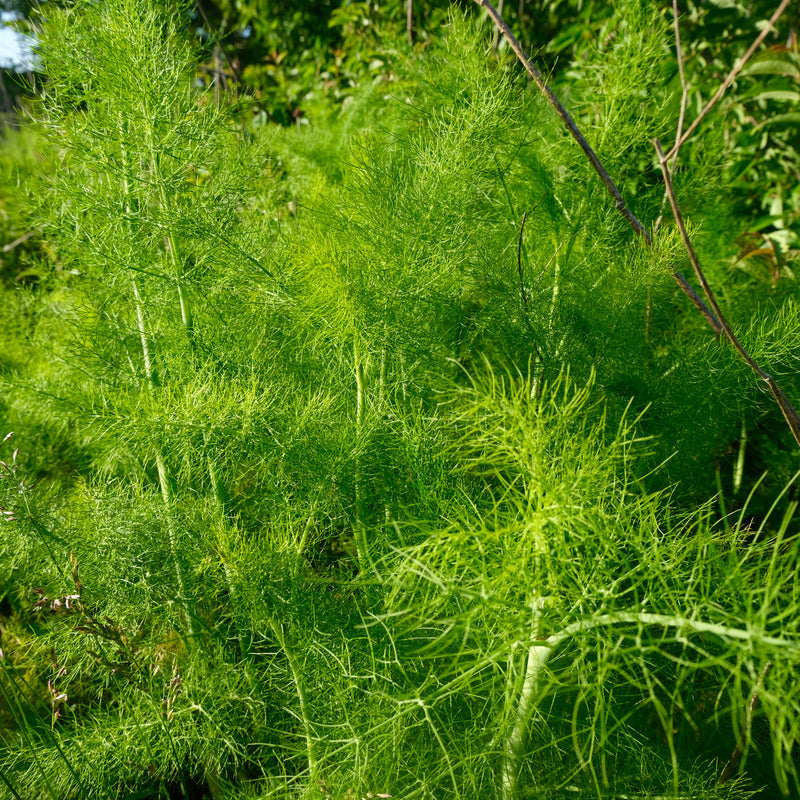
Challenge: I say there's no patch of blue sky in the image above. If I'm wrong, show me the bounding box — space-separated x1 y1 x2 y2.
1 12 34 70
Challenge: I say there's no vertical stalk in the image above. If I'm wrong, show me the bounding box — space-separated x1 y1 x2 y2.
206 441 248 655
548 260 561 358
119 116 193 637
733 417 747 496
146 122 195 351
154 419 192 638
131 279 155 385
269 619 318 781
499 595 551 800
353 335 370 572
165 232 195 344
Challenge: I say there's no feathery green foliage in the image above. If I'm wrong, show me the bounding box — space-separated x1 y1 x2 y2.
0 2 799 799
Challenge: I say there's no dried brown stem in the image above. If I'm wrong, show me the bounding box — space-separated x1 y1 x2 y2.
665 0 791 161
473 0 648 240
655 0 689 232
655 139 800 448
471 0 723 336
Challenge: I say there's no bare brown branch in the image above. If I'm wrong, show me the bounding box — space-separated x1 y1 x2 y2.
655 139 800 448
471 0 723 337
665 0 791 161
473 0 649 241
655 0 689 232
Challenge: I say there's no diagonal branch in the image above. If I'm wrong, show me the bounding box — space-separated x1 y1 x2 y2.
470 0 723 336
472 0 648 240
664 0 791 161
655 139 800 448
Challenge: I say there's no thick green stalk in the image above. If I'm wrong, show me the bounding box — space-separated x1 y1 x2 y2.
499 603 799 798
501 638 551 800
500 594 550 800
269 619 318 781
353 335 370 573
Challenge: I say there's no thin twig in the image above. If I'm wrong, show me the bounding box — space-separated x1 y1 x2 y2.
471 0 723 337
665 0 791 161
655 139 800 448
719 661 772 784
473 0 648 240
655 0 689 232
517 211 529 309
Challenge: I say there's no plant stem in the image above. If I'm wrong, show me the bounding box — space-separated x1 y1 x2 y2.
655 138 800 448
517 211 529 311
545 613 800 658
501 597 550 800
156 449 194 637
665 0 792 161
655 0 689 232
120 118 193 634
733 417 747 496
207 443 248 655
269 619 318 781
145 118 195 352
719 661 773 783
131 279 157 386
471 0 724 337
353 335 370 573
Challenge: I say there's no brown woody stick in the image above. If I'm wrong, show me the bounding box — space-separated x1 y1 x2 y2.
655 0 690 232
655 139 800 448
471 0 724 337
665 0 792 162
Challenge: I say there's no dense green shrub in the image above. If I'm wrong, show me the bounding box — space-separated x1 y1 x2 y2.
1 1 799 798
